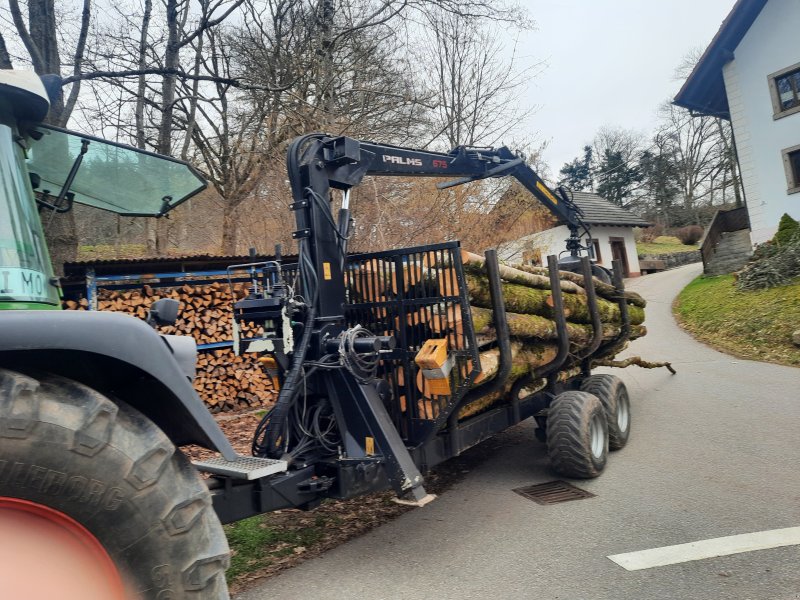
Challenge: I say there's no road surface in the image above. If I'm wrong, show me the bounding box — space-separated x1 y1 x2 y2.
237 263 800 600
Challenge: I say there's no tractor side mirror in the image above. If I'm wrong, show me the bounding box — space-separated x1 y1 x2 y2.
146 298 180 328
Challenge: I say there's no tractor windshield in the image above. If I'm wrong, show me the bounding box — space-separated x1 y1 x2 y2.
0 121 59 307
27 125 206 216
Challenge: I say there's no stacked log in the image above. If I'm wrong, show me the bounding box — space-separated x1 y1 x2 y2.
64 249 648 419
64 281 275 412
195 349 276 413
415 251 648 420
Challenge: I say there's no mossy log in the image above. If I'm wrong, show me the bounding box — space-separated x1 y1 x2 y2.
513 263 647 308
547 288 645 325
466 274 645 325
458 366 585 420
461 251 585 295
470 306 645 345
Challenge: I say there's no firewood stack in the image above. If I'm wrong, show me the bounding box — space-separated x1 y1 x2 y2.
64 281 275 412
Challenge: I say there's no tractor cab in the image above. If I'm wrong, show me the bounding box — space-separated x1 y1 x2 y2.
0 71 57 308
0 70 207 310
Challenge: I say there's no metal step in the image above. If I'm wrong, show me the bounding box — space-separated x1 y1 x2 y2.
193 455 287 480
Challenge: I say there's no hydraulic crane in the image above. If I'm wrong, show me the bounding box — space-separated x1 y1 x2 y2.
245 134 604 503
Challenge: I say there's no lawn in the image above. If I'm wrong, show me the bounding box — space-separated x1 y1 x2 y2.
637 235 699 256
674 274 800 367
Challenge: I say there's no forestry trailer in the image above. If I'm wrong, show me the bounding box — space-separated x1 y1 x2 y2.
0 72 635 599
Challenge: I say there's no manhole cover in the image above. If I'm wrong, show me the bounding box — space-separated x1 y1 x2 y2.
512 481 595 505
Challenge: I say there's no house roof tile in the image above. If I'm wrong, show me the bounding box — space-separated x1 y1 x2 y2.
570 191 651 227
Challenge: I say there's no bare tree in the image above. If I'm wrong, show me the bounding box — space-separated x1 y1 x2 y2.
6 0 91 126
657 102 726 212
416 6 536 149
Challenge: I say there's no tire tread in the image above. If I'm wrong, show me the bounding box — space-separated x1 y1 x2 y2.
0 368 230 599
546 390 608 478
580 374 630 450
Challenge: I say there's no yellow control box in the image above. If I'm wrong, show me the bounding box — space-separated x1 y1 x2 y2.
415 338 449 369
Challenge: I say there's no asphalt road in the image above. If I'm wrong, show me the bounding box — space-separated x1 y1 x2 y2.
237 263 800 600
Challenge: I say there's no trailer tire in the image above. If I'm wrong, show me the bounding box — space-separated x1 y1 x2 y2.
0 368 230 599
580 374 630 450
546 391 608 478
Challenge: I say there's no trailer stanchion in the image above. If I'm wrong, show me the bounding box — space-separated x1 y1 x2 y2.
450 248 511 456
537 254 571 381
612 259 631 340
578 256 604 376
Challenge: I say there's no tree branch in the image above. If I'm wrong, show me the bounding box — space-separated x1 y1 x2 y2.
60 0 92 126
62 68 293 92
8 0 45 71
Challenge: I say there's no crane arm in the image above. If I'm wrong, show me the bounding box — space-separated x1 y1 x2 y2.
319 137 585 231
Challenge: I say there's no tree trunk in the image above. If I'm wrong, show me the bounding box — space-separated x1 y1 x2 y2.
42 211 78 276
135 0 153 150
0 32 13 68
221 204 238 255
158 0 179 157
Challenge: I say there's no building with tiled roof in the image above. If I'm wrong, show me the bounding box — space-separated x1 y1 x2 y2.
498 191 651 277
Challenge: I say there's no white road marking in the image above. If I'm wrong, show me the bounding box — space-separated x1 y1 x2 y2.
608 526 800 571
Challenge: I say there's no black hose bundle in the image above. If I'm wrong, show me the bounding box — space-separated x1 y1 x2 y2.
252 135 325 458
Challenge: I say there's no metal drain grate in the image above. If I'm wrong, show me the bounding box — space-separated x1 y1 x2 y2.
512 481 595 505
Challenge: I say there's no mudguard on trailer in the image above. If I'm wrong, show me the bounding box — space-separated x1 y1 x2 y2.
0 310 237 459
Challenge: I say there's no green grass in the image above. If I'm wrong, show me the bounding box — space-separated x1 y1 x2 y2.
225 512 330 582
674 275 800 367
637 235 699 256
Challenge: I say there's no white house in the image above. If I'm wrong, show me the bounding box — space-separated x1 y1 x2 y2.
674 0 800 245
498 191 650 277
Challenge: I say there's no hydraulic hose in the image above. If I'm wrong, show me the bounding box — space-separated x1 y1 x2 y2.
252 135 325 458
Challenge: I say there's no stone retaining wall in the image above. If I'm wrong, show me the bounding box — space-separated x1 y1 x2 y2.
638 250 701 270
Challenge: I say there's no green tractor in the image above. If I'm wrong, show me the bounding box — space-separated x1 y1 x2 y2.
1 69 634 600
0 71 239 598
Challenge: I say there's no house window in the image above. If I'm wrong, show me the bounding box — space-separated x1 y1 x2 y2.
769 63 800 119
586 238 602 263
783 145 800 194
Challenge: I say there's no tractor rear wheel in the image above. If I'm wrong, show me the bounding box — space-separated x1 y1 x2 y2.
580 374 631 450
0 368 230 599
546 390 608 478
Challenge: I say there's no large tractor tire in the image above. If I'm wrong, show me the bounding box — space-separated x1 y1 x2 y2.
546 390 608 479
0 368 230 599
580 374 631 450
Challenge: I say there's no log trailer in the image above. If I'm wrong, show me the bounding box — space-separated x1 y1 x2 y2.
0 73 634 599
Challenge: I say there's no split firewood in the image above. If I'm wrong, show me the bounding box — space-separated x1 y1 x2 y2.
65 281 275 412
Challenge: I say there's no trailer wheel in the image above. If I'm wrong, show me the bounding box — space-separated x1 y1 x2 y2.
0 368 230 599
580 374 630 450
546 391 608 478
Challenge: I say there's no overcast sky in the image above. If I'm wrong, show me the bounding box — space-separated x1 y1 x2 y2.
515 0 735 175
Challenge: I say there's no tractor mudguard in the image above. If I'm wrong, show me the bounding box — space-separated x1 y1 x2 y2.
0 310 237 459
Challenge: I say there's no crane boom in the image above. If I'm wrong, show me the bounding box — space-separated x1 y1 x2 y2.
320 137 586 231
